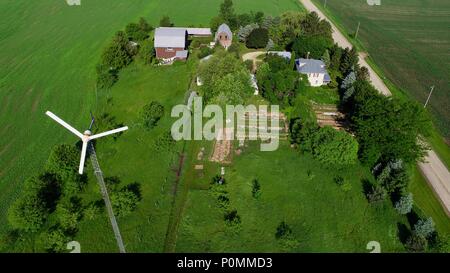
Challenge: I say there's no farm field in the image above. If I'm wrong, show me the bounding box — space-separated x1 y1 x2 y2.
0 0 303 238
310 0 450 142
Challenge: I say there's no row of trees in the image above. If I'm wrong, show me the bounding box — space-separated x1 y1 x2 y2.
97 18 154 89
7 139 139 251
210 0 265 32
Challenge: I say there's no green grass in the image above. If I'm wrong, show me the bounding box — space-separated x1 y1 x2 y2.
0 0 304 251
311 0 450 145
175 141 407 252
302 86 339 105
0 0 303 233
410 166 450 237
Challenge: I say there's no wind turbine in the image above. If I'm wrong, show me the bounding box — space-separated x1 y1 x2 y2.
45 111 128 174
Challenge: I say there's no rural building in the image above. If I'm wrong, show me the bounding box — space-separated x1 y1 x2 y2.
295 58 331 87
154 27 188 61
267 51 292 60
154 27 212 61
215 23 232 49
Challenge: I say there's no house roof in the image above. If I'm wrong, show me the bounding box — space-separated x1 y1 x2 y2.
215 24 232 40
268 51 292 60
154 27 186 48
295 58 328 74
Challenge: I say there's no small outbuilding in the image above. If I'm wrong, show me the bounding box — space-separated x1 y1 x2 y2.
215 23 232 49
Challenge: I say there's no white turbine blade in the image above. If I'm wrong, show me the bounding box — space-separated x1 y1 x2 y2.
46 111 84 139
89 126 128 140
78 141 88 174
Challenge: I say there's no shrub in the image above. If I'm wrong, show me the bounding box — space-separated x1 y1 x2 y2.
101 31 132 71
197 47 213 59
252 179 261 198
8 194 48 232
138 40 155 65
275 221 292 239
40 228 70 253
244 59 253 71
152 131 175 153
292 36 333 59
227 43 240 58
141 101 164 129
217 194 230 209
159 16 173 27
84 202 102 220
394 193 413 215
406 233 428 252
366 184 387 204
111 188 139 217
246 28 269 49
413 217 435 238
224 209 241 226
212 174 226 185
310 126 359 166
334 175 344 186
96 64 118 89
56 197 83 231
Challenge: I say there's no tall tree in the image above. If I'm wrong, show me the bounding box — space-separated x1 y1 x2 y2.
159 16 173 27
219 0 237 29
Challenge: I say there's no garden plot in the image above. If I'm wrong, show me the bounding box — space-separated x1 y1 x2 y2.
210 128 233 164
312 103 347 131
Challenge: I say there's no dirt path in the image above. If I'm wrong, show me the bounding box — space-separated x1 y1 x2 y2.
242 51 266 72
300 0 450 216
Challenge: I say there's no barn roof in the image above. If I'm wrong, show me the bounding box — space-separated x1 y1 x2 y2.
154 28 186 48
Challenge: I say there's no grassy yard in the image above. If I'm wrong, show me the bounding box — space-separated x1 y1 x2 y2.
175 141 407 252
0 0 304 238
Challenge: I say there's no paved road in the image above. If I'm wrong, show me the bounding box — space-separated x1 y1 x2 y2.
299 0 450 216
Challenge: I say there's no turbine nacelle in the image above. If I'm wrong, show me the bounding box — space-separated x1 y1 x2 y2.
46 111 128 174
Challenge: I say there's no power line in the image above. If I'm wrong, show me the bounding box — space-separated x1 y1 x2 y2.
424 85 435 108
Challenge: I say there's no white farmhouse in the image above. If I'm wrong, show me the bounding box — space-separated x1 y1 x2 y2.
295 58 331 87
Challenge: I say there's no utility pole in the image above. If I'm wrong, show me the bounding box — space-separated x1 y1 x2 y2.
355 21 361 40
424 85 435 108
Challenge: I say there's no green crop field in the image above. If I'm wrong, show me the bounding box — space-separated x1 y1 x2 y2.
0 0 303 237
311 0 450 141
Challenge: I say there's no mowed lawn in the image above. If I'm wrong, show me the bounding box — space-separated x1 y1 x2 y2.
175 141 407 252
311 0 450 139
0 0 303 236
